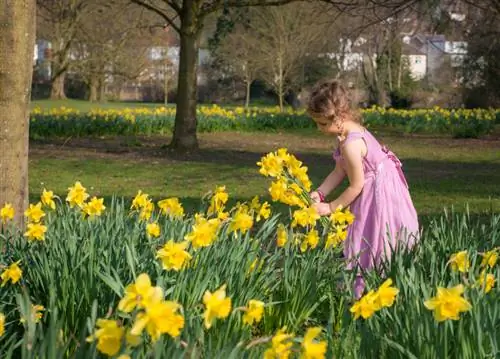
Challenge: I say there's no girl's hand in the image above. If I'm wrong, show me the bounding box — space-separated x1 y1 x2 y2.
312 202 332 216
310 191 322 203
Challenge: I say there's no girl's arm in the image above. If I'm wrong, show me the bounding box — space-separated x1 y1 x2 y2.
327 140 365 211
317 165 346 197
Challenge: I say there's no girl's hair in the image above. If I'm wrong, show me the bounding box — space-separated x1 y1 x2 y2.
307 79 362 123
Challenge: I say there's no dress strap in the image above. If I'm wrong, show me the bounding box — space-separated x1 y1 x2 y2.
343 131 366 146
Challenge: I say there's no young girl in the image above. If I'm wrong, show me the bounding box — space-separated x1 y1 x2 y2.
307 79 419 298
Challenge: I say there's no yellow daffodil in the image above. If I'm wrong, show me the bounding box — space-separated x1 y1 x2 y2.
300 230 319 252
118 273 163 313
156 240 192 271
0 313 5 337
229 210 254 234
374 279 399 309
184 215 220 249
301 327 327 359
131 190 149 210
264 328 293 359
449 251 470 273
1 261 22 286
203 284 232 329
130 300 184 341
257 202 271 222
86 319 124 357
82 197 106 217
66 181 89 208
24 222 48 241
481 250 498 268
350 290 379 320
207 186 228 216
276 224 288 247
41 189 56 210
0 203 15 223
292 207 319 228
424 284 472 322
157 197 184 218
24 202 45 223
146 222 161 238
243 300 265 325
477 270 495 294
20 304 45 324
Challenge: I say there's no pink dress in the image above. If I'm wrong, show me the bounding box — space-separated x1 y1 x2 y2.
333 130 419 297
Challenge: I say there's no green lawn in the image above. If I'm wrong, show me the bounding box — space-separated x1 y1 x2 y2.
31 99 175 112
29 130 500 220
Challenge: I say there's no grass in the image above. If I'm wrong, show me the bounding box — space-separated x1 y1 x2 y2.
29 129 500 220
31 99 175 112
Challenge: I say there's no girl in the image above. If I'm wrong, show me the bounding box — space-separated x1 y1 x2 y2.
307 79 419 298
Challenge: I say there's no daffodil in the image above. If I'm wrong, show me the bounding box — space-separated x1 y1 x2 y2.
203 284 232 329
146 222 161 238
131 190 149 210
424 284 472 322
207 186 228 216
66 181 89 208
118 273 163 313
350 290 379 319
1 261 22 286
229 209 253 234
157 197 184 218
276 224 288 247
184 215 220 249
82 197 106 217
477 270 495 294
24 202 45 223
243 300 264 325
0 203 15 223
41 189 56 210
481 250 498 268
24 222 47 241
156 240 192 271
130 300 184 341
86 319 124 356
374 279 399 309
0 313 5 337
449 251 470 273
292 207 319 228
301 327 327 359
264 328 293 359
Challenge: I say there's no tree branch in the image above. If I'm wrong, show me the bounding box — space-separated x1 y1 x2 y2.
201 0 303 15
130 0 181 33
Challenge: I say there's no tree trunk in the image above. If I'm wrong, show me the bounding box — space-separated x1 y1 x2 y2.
170 2 200 151
164 66 169 106
50 71 66 100
0 0 36 225
89 77 98 102
245 80 251 109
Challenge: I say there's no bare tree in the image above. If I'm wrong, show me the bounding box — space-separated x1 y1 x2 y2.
73 3 152 102
214 23 261 108
37 0 101 99
0 0 36 224
248 4 327 110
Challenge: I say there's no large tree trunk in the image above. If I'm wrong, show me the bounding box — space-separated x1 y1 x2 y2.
0 0 36 225
89 76 98 102
170 1 200 151
50 71 66 100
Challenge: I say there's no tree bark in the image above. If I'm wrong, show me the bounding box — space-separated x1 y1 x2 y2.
245 80 251 109
50 71 66 100
0 0 36 225
89 76 98 102
170 1 201 151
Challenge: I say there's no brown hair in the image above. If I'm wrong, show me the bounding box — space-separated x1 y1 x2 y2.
307 79 362 124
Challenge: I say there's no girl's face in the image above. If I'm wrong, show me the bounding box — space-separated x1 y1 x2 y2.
314 117 342 135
